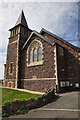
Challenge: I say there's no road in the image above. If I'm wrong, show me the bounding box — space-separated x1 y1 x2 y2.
9 91 80 119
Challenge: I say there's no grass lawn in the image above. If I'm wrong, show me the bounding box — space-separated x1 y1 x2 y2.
1 88 41 105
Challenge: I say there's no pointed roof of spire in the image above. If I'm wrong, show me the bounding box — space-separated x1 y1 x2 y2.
15 10 28 27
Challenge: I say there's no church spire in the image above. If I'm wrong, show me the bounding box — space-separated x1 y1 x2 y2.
15 10 28 28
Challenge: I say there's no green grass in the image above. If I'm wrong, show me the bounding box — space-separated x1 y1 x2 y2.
1 88 41 105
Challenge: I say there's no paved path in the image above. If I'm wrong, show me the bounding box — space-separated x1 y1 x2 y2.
9 91 80 119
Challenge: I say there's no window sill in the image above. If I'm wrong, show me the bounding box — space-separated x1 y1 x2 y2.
27 61 43 67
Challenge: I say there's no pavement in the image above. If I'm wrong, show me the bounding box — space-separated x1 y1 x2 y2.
8 91 80 119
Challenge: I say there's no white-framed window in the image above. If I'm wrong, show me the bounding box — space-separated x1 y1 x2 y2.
70 83 73 86
66 81 70 87
27 40 43 66
75 83 79 88
60 81 65 87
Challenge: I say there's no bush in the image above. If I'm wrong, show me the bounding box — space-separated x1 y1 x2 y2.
2 88 58 117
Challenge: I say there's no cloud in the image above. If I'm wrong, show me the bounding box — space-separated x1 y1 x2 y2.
0 53 6 79
2 0 80 2
0 2 79 79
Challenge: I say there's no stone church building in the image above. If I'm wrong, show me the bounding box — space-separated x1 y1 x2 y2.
4 11 80 93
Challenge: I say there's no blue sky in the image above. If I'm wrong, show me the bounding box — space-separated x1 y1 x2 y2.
0 1 80 79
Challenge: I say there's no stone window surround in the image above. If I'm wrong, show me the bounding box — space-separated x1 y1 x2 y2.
9 62 14 75
27 39 44 67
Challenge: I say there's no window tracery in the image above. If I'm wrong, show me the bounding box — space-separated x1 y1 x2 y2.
27 40 43 66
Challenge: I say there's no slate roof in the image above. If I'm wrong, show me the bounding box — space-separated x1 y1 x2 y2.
15 10 28 28
40 28 80 52
22 28 80 52
22 30 55 51
9 10 28 31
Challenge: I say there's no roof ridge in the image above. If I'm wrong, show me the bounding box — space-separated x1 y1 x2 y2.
21 30 55 51
40 28 80 51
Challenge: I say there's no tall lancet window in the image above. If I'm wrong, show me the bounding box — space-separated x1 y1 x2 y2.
34 48 37 62
38 47 42 61
27 40 43 66
30 50 33 63
9 62 13 74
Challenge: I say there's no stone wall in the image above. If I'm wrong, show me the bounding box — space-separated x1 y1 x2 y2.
20 36 56 79
4 79 16 88
6 38 18 80
20 35 57 91
21 79 56 92
57 45 65 79
5 35 19 88
4 25 31 88
41 31 80 86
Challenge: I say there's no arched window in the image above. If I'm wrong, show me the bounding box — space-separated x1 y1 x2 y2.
33 48 37 62
30 50 33 63
9 62 13 74
38 47 42 61
27 40 43 66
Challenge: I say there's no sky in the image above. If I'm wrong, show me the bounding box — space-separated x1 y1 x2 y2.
0 0 80 79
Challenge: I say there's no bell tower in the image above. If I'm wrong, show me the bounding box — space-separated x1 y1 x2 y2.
4 11 32 88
